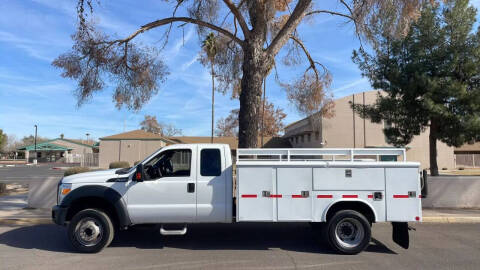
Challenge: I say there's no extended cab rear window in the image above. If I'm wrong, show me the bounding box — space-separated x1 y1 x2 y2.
200 149 221 176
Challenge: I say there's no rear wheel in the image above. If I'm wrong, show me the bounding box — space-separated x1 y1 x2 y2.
68 208 114 253
325 210 371 254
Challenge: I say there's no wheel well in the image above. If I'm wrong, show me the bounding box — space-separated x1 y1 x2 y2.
66 197 119 227
326 201 376 224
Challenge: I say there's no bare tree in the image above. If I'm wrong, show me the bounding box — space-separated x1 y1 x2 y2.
140 115 182 136
216 99 286 137
53 0 431 148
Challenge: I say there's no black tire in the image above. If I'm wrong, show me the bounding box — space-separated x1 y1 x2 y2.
68 208 114 253
325 210 371 255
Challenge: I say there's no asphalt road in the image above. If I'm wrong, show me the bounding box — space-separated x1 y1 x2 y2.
0 164 65 183
0 222 478 270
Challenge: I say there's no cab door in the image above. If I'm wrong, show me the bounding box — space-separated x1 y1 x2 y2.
195 146 227 222
126 147 197 224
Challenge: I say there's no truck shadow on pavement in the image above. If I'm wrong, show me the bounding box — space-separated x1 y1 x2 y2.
0 223 396 255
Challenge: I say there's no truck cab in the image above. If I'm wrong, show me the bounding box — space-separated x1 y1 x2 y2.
52 144 233 252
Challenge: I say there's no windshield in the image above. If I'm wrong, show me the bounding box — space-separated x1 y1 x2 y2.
115 147 163 175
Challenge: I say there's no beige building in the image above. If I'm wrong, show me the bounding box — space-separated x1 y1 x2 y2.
99 130 176 168
454 142 480 168
284 90 455 170
98 130 291 168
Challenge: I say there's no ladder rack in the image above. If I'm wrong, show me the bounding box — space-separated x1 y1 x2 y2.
236 148 406 162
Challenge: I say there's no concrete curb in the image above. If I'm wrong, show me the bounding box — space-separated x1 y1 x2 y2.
422 216 480 223
0 218 52 226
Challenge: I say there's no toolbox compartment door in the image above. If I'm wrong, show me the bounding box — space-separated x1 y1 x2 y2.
385 167 421 221
237 166 277 221
277 168 313 221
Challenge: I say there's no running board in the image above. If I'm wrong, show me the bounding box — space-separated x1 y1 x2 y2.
160 225 187 236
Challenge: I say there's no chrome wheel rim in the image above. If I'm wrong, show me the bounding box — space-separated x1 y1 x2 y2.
75 217 103 247
335 218 364 249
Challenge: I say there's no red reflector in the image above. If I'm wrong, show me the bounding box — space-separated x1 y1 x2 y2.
317 195 333 198
418 195 422 199
342 195 358 198
270 195 282 198
292 195 304 198
135 172 142 180
393 195 409 198
241 194 257 198
368 195 374 199
415 216 420 221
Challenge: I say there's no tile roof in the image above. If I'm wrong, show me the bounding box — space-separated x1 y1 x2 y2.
100 129 176 143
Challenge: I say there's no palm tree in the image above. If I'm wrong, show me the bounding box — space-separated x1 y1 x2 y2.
202 33 217 143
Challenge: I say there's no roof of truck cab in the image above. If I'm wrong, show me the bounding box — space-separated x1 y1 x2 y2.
161 143 231 149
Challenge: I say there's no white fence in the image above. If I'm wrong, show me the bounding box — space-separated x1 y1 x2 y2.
65 153 99 167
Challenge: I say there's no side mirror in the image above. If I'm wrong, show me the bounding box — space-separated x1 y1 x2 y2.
134 164 144 182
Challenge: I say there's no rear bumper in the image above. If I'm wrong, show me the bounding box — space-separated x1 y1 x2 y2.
51 205 68 226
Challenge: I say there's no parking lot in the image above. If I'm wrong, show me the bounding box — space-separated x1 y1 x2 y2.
0 164 65 184
0 222 479 270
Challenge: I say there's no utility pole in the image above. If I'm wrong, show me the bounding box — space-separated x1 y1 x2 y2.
34 124 37 163
261 78 266 147
86 133 90 144
352 94 356 148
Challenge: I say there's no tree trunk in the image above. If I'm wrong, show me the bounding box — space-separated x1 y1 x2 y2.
238 43 265 148
429 121 439 176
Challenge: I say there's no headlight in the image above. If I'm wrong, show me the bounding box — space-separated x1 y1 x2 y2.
58 183 72 204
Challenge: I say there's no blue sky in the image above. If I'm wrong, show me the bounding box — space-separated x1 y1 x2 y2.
1 0 479 141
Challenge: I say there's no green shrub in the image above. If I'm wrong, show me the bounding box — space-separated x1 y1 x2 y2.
109 161 130 169
134 160 141 166
64 167 90 176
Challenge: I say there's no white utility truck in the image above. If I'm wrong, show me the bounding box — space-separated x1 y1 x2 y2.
52 144 426 254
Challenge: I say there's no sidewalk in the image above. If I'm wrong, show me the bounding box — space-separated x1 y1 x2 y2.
422 208 480 223
0 192 51 225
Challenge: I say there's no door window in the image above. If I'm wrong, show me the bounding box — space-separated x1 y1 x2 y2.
200 149 221 176
144 149 191 179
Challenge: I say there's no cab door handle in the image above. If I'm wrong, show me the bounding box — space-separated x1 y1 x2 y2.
187 183 195 193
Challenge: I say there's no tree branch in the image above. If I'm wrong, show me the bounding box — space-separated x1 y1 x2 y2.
305 10 353 20
267 0 312 56
109 17 244 47
223 0 250 38
289 35 325 80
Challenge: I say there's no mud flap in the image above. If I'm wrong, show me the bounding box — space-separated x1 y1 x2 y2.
392 222 409 249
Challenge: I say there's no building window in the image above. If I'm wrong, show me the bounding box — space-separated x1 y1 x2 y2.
315 131 320 140
301 135 304 143
295 136 299 144
307 134 311 142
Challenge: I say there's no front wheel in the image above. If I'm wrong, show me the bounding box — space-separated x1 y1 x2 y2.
67 208 114 253
325 210 371 254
